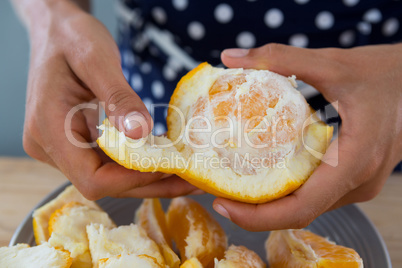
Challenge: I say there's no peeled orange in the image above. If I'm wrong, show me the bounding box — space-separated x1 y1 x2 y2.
215 245 265 268
179 257 203 268
33 185 102 245
266 229 363 268
135 198 180 268
97 62 332 203
166 197 227 268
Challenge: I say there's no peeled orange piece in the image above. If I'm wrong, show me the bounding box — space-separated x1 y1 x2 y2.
97 62 333 203
86 223 165 268
98 254 164 268
0 243 72 268
215 245 265 268
266 229 363 268
33 185 102 245
180 257 203 268
47 202 115 268
135 198 180 268
166 197 227 268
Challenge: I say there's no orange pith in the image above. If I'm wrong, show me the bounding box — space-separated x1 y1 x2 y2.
136 199 180 268
266 229 363 268
166 197 227 268
215 245 266 268
188 70 307 165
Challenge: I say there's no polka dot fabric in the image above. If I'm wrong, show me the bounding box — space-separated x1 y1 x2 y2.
117 0 402 133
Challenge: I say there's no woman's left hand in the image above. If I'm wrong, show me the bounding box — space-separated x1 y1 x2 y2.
212 43 402 231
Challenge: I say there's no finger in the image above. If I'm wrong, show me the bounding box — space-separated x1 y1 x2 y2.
38 106 163 200
221 44 342 101
212 136 365 231
110 176 203 199
65 48 153 139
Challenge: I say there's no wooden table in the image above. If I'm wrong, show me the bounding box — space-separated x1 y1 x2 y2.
0 157 401 266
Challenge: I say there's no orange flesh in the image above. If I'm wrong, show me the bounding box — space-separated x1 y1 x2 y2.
267 229 363 268
167 197 227 268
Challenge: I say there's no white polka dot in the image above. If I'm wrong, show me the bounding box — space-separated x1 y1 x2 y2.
151 80 165 99
315 11 334 30
122 50 135 67
236 32 256 48
143 98 153 111
382 17 399 36
163 65 177 81
140 62 152 74
363 8 382 24
153 123 166 136
214 3 234 24
289 34 309 47
264 8 284 28
164 108 168 118
294 0 310 4
172 0 188 11
343 0 359 7
188 21 205 40
122 68 129 81
357 21 372 35
339 30 356 47
130 74 143 92
152 7 167 24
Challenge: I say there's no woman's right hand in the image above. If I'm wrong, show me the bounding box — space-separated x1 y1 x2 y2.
18 0 198 200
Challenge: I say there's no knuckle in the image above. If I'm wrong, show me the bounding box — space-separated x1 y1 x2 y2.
293 208 318 229
78 182 104 201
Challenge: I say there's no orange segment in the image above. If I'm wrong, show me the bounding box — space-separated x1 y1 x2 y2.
179 257 203 268
215 245 266 268
266 229 363 268
166 197 227 268
135 199 181 268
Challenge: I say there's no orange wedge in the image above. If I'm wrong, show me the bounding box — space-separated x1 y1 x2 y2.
215 245 266 268
135 198 180 268
266 229 363 268
166 197 227 268
98 254 164 268
180 257 203 268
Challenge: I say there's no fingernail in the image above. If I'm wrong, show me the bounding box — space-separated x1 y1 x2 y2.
223 48 249 58
124 111 145 132
213 204 230 220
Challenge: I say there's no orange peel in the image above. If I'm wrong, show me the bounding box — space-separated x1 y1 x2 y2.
97 62 333 203
266 229 363 267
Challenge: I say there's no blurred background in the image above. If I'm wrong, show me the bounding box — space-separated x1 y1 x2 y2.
0 0 116 156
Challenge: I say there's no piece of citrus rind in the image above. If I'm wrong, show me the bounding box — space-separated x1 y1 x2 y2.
266 229 363 268
96 63 333 204
47 202 115 268
86 223 165 268
97 115 331 204
135 199 180 268
180 257 203 268
0 243 72 268
166 197 227 268
98 254 165 268
214 245 266 268
33 185 102 245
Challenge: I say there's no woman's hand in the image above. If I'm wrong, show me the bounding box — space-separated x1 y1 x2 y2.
214 43 402 231
17 0 197 200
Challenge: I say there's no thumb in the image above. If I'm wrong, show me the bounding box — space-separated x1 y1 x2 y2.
221 43 338 91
